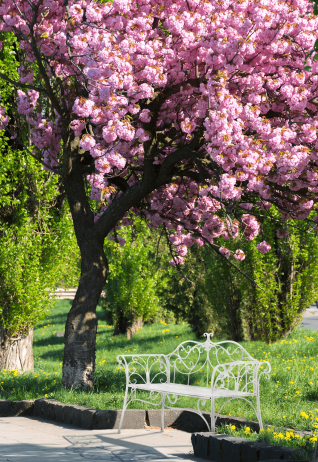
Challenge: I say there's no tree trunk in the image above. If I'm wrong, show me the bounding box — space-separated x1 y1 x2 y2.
60 126 153 389
113 307 143 339
62 238 108 390
0 325 34 371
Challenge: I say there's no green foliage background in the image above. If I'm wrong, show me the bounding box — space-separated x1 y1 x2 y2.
103 220 171 326
163 208 318 343
0 32 80 337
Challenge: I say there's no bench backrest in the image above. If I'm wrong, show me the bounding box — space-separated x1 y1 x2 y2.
166 333 256 387
118 333 263 394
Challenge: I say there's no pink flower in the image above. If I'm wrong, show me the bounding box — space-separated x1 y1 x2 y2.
0 105 8 126
115 121 135 141
136 128 149 142
80 134 96 151
71 120 85 137
170 235 182 245
181 118 196 133
219 247 231 259
239 203 253 210
72 98 94 118
177 245 188 257
234 249 246 260
256 241 271 254
102 122 117 143
105 150 126 169
139 109 151 123
169 256 185 266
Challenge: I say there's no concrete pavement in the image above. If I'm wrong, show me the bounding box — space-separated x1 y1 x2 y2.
301 304 318 330
0 416 207 462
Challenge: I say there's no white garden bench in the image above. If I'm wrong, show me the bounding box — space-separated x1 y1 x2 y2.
117 333 270 433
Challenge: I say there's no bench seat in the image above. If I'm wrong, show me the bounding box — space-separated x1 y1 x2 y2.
131 383 254 399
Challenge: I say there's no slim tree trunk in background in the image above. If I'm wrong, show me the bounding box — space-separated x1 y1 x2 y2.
0 325 34 371
113 306 143 338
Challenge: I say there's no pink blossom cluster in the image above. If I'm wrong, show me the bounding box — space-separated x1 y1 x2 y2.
256 241 272 254
1 0 318 262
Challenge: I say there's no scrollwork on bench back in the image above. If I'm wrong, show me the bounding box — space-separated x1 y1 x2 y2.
117 333 270 392
117 354 169 385
165 332 263 389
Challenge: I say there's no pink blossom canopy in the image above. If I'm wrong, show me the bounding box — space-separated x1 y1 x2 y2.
1 0 318 262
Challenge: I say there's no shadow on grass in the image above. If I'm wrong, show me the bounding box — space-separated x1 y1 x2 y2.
303 389 318 401
95 330 194 353
94 369 126 393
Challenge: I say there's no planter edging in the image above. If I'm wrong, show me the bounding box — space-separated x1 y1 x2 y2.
0 398 315 437
191 432 307 462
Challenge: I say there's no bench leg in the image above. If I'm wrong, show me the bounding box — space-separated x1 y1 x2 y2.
210 397 215 432
118 386 129 434
256 392 263 430
161 393 166 432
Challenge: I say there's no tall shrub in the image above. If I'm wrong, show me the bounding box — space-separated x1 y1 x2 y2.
103 220 169 337
241 212 318 342
0 32 80 370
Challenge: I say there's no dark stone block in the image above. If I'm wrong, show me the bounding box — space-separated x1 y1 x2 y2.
94 410 118 429
63 404 76 425
258 443 303 461
34 399 59 420
67 405 96 429
208 434 224 462
191 433 210 459
192 433 230 462
54 402 66 423
34 398 46 418
81 408 96 429
0 399 11 416
10 400 34 416
93 409 145 429
240 440 259 462
222 436 245 462
258 442 284 460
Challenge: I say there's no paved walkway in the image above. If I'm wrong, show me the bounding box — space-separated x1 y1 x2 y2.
301 305 318 330
0 417 207 462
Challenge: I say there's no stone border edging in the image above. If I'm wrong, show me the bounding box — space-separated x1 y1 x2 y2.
191 433 307 462
0 398 314 437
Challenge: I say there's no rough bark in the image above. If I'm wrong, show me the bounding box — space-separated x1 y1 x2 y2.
62 240 107 389
0 325 34 371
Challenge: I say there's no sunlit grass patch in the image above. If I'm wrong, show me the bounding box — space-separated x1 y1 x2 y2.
1 300 318 432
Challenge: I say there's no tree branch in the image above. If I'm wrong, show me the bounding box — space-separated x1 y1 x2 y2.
0 73 47 93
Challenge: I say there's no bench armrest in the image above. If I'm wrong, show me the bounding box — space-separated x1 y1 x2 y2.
117 354 169 386
210 360 271 394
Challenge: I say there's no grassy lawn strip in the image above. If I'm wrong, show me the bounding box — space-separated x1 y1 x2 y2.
217 423 317 460
1 300 318 433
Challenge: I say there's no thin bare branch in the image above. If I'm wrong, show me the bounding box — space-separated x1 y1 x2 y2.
0 72 47 93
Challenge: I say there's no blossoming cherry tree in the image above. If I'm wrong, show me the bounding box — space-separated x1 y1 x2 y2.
1 0 318 388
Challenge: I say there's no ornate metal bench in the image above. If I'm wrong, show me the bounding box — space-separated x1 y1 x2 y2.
117 333 270 433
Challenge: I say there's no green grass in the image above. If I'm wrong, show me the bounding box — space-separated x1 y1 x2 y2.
1 300 318 434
